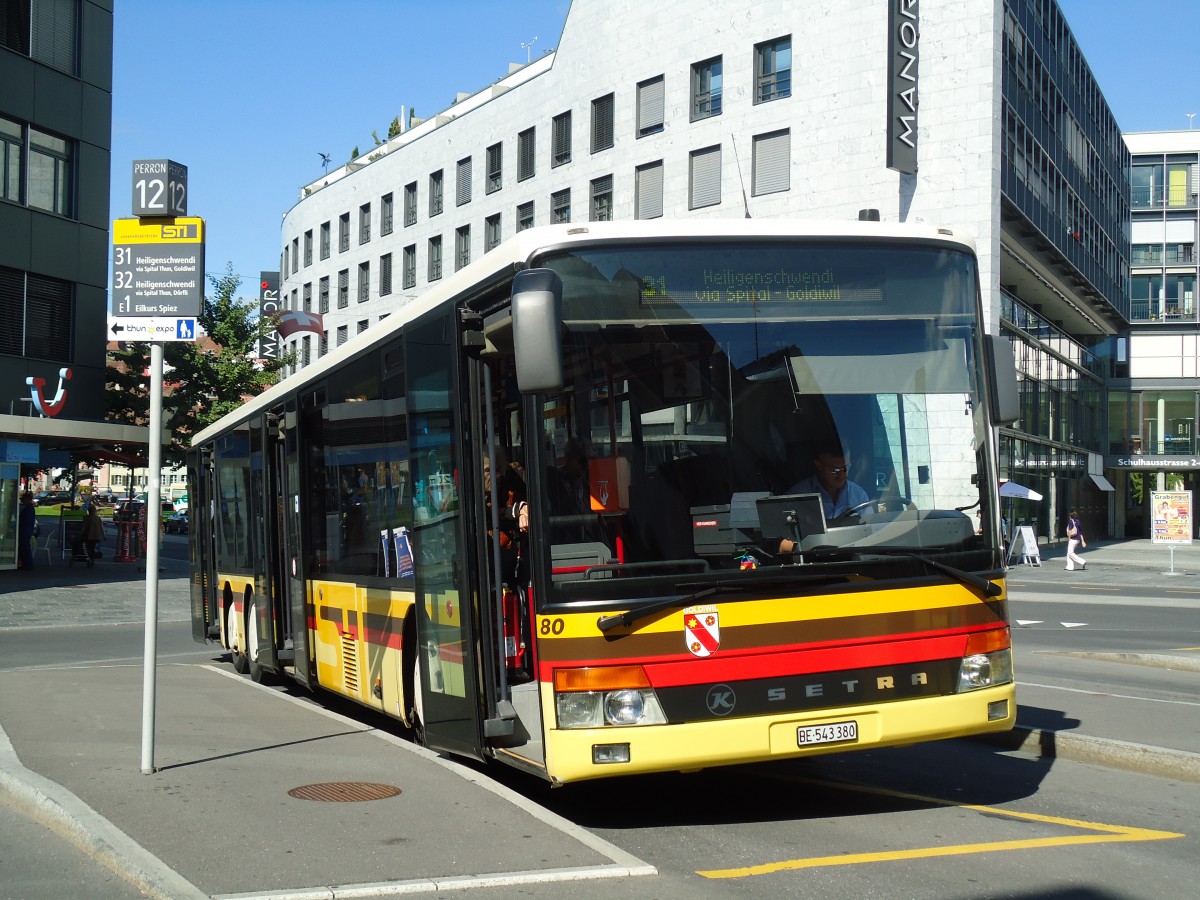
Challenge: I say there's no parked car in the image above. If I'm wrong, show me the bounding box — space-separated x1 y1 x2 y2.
33 490 73 506
114 498 175 524
164 511 189 534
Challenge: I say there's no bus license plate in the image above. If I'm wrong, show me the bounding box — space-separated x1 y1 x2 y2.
797 720 858 747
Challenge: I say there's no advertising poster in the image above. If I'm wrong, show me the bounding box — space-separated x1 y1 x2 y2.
1150 490 1192 545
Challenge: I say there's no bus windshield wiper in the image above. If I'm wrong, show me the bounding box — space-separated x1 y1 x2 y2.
596 570 852 633
597 587 719 633
807 546 1001 597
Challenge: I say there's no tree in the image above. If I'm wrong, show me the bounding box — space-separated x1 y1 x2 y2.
387 115 402 139
106 265 290 467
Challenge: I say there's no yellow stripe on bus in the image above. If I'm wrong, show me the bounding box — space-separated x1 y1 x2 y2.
540 581 1001 640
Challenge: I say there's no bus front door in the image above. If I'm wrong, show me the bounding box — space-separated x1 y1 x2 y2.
408 314 485 759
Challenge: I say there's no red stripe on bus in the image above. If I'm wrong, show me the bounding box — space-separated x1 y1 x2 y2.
538 628 996 686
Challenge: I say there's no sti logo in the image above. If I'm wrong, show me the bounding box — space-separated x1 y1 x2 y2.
26 367 72 417
161 223 198 239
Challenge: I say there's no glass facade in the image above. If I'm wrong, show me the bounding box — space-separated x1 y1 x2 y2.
999 290 1104 542
1128 149 1198 323
1000 0 1129 319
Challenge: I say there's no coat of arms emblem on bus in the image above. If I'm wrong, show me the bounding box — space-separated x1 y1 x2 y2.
684 608 720 657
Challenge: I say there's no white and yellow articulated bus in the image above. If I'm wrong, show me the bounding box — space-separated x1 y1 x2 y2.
189 219 1019 784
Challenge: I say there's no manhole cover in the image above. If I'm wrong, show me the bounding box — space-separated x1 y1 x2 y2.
288 782 402 802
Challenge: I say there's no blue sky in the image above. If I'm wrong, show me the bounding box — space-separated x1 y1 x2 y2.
109 1 1198 302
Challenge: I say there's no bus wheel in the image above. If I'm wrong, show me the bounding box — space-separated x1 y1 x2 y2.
228 602 248 674
246 597 270 684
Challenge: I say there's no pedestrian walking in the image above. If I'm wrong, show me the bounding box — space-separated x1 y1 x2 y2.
81 504 106 567
1064 509 1086 571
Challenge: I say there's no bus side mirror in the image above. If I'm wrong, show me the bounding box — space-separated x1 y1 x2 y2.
512 268 564 393
985 334 1020 425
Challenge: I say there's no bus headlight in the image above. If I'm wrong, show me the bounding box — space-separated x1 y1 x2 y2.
557 691 603 729
556 689 667 728
957 649 1013 691
554 665 668 728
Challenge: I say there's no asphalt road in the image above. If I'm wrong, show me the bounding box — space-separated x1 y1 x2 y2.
2 537 1197 898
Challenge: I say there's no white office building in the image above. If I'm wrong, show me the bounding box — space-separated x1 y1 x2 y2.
278 0 1129 539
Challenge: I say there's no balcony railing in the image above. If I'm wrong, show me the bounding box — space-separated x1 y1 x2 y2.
1131 185 1199 209
1128 298 1198 323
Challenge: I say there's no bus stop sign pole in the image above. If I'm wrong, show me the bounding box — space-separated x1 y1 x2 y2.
140 341 164 774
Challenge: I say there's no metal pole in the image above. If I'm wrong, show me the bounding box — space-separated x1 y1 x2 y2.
140 342 164 774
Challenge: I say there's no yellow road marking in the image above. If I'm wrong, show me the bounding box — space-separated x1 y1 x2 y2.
697 777 1184 879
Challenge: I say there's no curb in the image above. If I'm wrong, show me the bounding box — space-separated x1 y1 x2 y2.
976 725 1200 784
0 724 207 900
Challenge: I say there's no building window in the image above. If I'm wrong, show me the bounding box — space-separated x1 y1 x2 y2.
0 265 73 360
2 0 79 75
337 324 348 346
455 225 470 270
380 192 393 235
302 336 311 366
429 169 444 216
755 36 792 103
456 156 472 206
637 75 665 137
0 116 21 202
380 253 392 296
338 213 350 252
689 145 721 209
403 244 416 289
517 201 534 232
691 56 722 120
320 221 330 259
486 142 502 194
404 181 417 226
302 282 312 311
635 161 664 219
551 188 571 223
337 269 349 308
358 262 369 302
591 93 614 154
485 213 501 252
13 123 74 216
304 230 313 266
518 128 535 181
428 235 442 281
291 237 299 274
320 331 328 356
552 111 572 167
590 175 613 221
359 203 370 243
357 319 369 335
752 129 790 195
319 276 329 313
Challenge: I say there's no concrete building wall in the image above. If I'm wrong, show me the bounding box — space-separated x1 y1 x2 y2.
280 0 1006 356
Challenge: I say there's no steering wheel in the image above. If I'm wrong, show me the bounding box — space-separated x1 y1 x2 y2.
841 496 913 517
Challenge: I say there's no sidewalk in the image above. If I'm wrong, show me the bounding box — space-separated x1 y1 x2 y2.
1006 536 1200 584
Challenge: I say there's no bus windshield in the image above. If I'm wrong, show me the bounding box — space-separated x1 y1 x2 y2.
529 240 997 605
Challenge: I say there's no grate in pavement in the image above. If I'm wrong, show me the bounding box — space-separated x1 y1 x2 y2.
287 781 402 802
